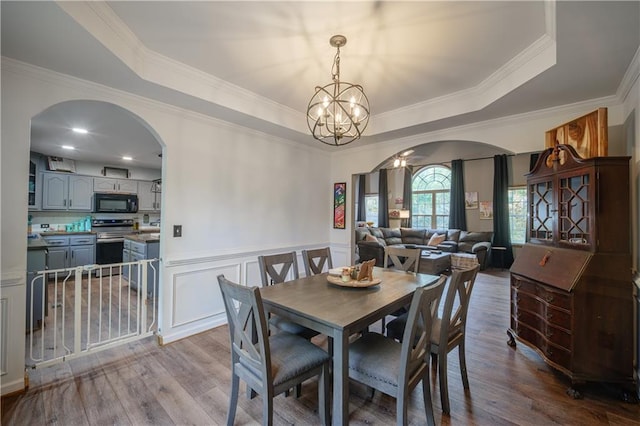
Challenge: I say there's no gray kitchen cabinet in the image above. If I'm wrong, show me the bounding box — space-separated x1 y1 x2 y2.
28 154 44 211
124 238 159 297
26 243 48 331
94 177 137 194
42 173 93 211
137 180 161 211
122 239 132 281
69 235 96 267
43 236 70 270
42 235 95 270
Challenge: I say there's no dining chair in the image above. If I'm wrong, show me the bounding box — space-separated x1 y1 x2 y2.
383 246 422 273
217 275 330 426
381 246 422 333
348 275 447 426
257 252 319 340
386 265 480 414
301 247 333 276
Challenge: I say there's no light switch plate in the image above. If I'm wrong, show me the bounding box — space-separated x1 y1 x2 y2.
173 225 182 238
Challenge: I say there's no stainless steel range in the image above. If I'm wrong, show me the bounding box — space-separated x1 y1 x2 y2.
93 218 134 271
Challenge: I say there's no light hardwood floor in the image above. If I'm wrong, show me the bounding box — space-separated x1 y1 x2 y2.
3 269 639 425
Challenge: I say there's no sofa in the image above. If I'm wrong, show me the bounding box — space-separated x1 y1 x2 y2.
355 227 493 270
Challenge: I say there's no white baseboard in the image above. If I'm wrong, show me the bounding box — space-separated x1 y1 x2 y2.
158 315 227 345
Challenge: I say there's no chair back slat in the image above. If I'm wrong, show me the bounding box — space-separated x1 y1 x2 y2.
302 247 333 276
218 275 271 382
258 252 299 286
440 265 480 345
399 275 447 387
384 246 421 273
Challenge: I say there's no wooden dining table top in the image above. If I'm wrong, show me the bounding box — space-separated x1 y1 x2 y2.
259 267 441 332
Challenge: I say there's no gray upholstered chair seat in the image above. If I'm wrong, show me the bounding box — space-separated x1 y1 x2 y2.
349 332 402 390
385 313 409 342
269 316 319 340
239 332 330 387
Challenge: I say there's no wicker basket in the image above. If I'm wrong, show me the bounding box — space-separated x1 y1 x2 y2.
451 253 479 270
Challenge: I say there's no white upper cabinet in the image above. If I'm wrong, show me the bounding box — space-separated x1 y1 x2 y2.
42 173 93 211
94 177 138 194
137 180 161 211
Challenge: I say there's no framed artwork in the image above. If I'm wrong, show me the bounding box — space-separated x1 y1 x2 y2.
479 201 493 220
333 182 346 229
465 191 478 209
544 108 608 160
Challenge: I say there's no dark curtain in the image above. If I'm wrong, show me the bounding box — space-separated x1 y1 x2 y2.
449 159 467 231
402 167 412 228
492 154 515 268
357 174 366 222
378 169 389 228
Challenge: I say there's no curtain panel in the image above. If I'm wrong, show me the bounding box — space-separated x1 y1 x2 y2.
449 159 467 231
402 167 412 228
378 169 389 228
493 154 515 268
357 174 366 222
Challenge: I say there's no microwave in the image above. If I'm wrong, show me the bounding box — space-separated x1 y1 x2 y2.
94 193 139 213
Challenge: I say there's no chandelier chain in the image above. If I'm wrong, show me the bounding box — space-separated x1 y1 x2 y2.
332 48 340 83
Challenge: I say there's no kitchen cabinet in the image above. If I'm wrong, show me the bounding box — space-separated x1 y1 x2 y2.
43 236 70 270
28 154 43 211
137 180 161 211
509 145 635 398
42 234 96 270
94 177 137 194
26 241 48 331
123 237 159 298
42 173 93 211
69 235 96 267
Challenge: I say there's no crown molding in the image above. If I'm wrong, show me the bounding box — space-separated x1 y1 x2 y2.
2 57 325 155
371 31 557 134
617 45 640 104
55 1 307 133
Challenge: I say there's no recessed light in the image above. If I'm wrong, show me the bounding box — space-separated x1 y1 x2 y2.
122 156 133 161
62 145 75 150
72 127 88 134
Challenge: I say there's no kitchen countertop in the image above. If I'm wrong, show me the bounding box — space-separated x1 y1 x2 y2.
27 238 49 250
40 231 96 236
124 233 160 243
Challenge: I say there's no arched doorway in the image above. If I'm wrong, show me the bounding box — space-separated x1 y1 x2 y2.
26 100 165 368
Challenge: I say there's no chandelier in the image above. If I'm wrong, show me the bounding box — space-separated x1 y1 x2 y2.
307 35 370 146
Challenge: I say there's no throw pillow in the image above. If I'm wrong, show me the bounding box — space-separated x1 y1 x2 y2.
364 234 378 243
428 233 446 246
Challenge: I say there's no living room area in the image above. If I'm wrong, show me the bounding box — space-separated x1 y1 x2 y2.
350 141 537 272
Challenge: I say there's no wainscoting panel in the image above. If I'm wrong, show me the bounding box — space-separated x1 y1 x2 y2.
1 298 8 376
160 243 342 344
171 263 240 328
244 259 261 286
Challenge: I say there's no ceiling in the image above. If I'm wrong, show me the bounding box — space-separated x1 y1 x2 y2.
2 1 639 169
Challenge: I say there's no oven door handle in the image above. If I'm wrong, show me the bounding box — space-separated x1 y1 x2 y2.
96 238 125 243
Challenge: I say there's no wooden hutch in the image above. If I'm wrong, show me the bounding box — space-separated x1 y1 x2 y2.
508 144 636 399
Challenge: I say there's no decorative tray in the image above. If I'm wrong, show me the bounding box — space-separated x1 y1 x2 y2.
326 274 381 288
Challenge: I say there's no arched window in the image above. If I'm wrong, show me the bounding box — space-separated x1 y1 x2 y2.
412 165 451 229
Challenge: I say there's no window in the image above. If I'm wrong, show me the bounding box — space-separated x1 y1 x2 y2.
365 195 378 226
508 187 527 244
412 165 451 229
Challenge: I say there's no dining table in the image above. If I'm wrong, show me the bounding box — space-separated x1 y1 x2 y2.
259 267 441 425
